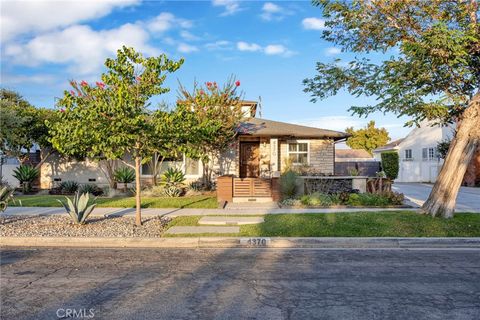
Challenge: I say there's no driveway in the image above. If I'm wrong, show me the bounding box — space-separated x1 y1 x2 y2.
1 248 480 320
393 183 480 212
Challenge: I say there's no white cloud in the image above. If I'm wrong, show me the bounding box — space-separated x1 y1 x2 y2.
180 30 200 41
325 47 341 56
236 42 295 57
237 41 262 52
205 40 232 50
1 0 140 42
5 23 159 75
264 44 285 55
302 17 325 30
260 2 292 21
1 73 57 84
212 0 242 16
177 43 198 53
147 12 193 33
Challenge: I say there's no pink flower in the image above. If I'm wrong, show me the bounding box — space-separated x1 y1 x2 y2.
60 109 65 113
70 90 75 96
206 82 212 87
136 76 141 81
80 80 88 87
199 90 205 95
96 81 105 88
235 80 240 87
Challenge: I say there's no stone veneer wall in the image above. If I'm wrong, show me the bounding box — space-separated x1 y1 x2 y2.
279 139 334 175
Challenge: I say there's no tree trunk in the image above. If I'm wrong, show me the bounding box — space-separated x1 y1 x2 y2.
134 156 142 226
422 93 480 218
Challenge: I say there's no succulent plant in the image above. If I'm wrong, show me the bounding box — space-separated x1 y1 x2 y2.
0 186 15 212
79 184 104 196
12 165 39 193
57 191 97 225
59 180 79 194
114 167 135 192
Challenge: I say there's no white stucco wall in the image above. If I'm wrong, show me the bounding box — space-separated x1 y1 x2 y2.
374 122 455 183
1 164 20 187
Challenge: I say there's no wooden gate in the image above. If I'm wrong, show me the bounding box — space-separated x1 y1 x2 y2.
233 178 272 197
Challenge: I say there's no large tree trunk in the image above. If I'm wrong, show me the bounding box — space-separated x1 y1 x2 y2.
422 93 480 218
134 156 142 226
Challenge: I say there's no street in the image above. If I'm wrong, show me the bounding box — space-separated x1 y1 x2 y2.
1 248 480 319
393 183 480 212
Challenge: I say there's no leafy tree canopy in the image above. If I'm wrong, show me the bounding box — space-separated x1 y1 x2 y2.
303 0 479 126
345 120 390 155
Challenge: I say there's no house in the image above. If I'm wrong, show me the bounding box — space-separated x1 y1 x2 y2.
372 122 455 183
37 101 349 195
334 149 380 176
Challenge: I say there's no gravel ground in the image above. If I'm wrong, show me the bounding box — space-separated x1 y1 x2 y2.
0 215 170 237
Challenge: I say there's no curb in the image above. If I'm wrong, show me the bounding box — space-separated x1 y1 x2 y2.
1 237 480 249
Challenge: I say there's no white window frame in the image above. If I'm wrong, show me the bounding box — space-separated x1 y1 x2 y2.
287 140 310 165
428 147 436 160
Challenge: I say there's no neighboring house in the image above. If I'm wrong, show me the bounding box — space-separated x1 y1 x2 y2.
335 149 380 176
38 101 349 191
372 122 455 183
1 149 41 187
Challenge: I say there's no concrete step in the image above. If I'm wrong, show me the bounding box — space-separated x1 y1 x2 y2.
165 226 240 235
198 216 264 225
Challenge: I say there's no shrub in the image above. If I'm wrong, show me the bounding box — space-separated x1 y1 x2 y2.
114 167 136 192
279 198 302 207
380 152 399 180
79 184 104 196
347 192 404 206
280 170 298 199
12 165 39 193
0 186 15 212
300 193 340 206
161 168 185 197
381 191 404 205
59 180 79 194
57 192 97 225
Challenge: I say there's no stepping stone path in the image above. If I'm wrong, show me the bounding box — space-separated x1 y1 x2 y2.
198 216 264 225
165 226 240 235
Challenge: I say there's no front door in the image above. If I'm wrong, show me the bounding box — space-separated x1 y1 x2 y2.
240 142 260 178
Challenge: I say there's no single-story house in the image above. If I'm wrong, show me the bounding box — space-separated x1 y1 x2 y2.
6 101 349 193
372 122 454 183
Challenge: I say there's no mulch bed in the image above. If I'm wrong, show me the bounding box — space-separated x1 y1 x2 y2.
0 215 171 238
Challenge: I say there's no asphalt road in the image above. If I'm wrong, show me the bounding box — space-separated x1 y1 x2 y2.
1 248 480 320
393 183 480 212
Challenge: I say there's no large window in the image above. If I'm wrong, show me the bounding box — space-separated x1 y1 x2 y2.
422 147 437 161
288 142 309 165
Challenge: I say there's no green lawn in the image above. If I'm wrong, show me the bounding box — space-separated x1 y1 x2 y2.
166 212 480 237
12 195 218 209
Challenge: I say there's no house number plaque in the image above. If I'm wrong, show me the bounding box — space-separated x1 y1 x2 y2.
240 238 271 246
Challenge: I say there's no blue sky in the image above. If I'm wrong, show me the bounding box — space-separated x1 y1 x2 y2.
1 0 412 141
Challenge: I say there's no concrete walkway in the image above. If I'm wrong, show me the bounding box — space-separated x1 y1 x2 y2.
2 206 422 218
393 183 480 212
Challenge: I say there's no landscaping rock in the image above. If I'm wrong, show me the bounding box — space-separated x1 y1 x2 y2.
0 215 170 238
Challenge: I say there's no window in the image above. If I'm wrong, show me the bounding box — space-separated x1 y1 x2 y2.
429 147 436 160
288 142 309 165
185 158 200 176
422 148 428 160
405 149 412 160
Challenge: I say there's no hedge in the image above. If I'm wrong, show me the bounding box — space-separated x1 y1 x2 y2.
381 151 399 180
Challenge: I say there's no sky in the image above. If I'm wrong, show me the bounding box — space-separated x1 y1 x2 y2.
1 0 413 142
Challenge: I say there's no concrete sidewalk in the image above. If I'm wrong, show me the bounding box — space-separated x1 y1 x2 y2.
2 206 422 218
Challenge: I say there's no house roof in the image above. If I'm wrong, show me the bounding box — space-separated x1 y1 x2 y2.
335 149 373 159
237 117 349 140
372 138 405 152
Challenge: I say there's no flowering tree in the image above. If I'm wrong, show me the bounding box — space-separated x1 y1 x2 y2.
177 78 244 187
49 46 183 225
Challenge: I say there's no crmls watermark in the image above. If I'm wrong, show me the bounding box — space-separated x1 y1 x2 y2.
56 308 95 318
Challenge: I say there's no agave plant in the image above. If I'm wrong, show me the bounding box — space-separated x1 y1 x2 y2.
12 165 39 194
161 168 185 197
57 192 97 225
114 167 135 192
0 186 15 212
59 180 79 194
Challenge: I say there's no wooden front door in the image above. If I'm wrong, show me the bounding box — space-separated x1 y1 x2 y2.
240 142 260 178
